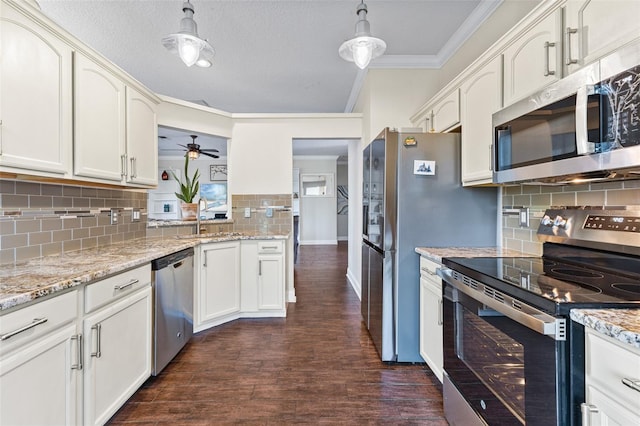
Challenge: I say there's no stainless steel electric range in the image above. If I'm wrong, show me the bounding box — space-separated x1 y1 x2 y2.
439 207 640 426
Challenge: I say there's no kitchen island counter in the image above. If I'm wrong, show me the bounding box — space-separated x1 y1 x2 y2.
0 232 288 312
571 309 640 350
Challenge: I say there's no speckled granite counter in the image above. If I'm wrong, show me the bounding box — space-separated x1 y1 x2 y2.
0 232 288 312
415 247 532 263
571 309 640 350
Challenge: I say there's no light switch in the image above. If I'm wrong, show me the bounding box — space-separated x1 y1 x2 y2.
266 208 273 218
244 207 251 218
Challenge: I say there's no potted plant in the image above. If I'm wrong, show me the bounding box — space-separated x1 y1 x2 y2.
171 155 200 220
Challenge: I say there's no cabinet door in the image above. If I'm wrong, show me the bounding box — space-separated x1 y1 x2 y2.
198 242 241 328
419 276 443 383
565 0 640 74
258 254 284 311
83 286 152 426
74 52 126 182
0 2 72 176
432 89 460 133
460 56 503 186
503 10 561 106
126 86 158 186
0 323 79 426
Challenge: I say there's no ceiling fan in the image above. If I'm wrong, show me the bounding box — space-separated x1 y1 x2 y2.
179 135 219 159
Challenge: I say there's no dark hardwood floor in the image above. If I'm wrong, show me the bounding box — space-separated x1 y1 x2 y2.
109 242 446 425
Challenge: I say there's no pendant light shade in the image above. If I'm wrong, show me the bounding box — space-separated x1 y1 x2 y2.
339 1 386 69
162 0 215 68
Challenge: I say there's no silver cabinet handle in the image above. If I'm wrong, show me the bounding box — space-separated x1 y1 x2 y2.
91 324 102 358
71 334 83 370
114 278 138 291
581 403 598 426
120 154 127 178
0 317 48 341
438 299 443 326
544 41 556 76
565 27 578 65
129 157 136 179
259 260 262 276
622 378 640 393
261 246 279 250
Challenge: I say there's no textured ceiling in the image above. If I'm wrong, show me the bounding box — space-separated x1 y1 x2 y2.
36 0 503 156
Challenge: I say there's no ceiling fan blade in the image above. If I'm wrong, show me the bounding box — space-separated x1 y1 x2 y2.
200 151 219 159
177 144 189 149
200 148 219 153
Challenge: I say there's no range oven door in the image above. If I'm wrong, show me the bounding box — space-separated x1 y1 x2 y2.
441 275 572 426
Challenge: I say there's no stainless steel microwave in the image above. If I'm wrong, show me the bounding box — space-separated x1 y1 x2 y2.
492 40 640 184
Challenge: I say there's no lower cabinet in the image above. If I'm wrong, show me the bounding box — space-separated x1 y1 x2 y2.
82 285 152 426
241 240 286 316
0 290 80 426
195 241 241 332
419 256 443 383
582 328 640 425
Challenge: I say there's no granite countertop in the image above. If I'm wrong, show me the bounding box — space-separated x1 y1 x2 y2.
415 246 533 263
0 232 288 312
571 309 640 350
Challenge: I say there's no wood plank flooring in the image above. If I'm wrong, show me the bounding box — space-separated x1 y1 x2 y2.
109 242 446 425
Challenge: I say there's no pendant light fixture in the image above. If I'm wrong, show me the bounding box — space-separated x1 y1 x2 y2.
339 1 386 69
162 0 215 68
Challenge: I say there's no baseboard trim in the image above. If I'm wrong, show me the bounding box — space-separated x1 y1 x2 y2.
300 240 337 245
337 236 348 241
346 267 360 300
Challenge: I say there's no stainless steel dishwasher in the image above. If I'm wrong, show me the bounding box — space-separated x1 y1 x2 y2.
151 247 194 376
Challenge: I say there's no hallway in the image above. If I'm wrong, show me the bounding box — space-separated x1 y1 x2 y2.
109 242 447 424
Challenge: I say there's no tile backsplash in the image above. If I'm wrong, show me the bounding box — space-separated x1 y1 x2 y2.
231 194 292 235
502 180 640 255
1 179 147 264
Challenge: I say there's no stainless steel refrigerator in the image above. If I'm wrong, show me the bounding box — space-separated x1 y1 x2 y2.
361 128 498 362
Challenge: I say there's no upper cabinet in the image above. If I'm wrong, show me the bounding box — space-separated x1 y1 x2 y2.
74 52 127 183
460 56 502 186
125 87 158 186
429 89 460 133
1 0 159 187
565 0 640 75
0 1 72 177
502 9 562 106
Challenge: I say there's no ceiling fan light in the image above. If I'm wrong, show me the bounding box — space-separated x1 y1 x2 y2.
187 149 199 160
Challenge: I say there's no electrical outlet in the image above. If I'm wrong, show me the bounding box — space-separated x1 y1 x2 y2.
266 207 273 218
244 207 251 218
132 208 141 222
519 208 530 228
110 208 119 225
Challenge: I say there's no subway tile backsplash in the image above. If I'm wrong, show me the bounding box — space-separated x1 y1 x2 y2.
502 180 640 255
1 179 147 265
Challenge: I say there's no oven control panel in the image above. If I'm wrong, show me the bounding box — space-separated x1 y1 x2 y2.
584 215 640 233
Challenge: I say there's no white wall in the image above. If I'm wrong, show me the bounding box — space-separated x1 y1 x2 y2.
293 157 338 245
337 163 348 241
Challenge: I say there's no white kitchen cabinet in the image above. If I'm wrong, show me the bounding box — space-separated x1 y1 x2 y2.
429 89 461 133
241 240 286 316
582 328 640 426
502 9 562 106
195 241 241 332
565 0 640 75
460 56 503 186
73 52 126 183
83 266 152 426
125 86 158 186
0 290 80 426
419 256 443 383
0 0 72 177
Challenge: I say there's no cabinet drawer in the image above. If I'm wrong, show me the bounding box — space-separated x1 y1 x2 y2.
85 264 151 313
257 241 283 254
586 328 640 409
0 290 77 354
419 256 441 283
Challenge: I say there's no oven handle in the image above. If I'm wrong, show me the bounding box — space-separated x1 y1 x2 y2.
437 267 566 341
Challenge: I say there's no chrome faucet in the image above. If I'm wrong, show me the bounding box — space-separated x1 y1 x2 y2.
196 197 208 235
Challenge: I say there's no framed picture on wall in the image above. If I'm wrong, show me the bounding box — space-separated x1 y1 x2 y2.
210 165 227 181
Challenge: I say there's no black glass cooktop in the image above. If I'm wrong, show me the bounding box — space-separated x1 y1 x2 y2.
443 244 640 312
